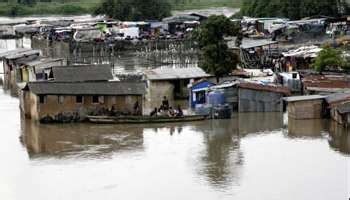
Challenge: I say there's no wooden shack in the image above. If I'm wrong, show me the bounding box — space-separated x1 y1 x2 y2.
326 92 350 127
284 95 326 120
0 48 41 94
208 81 291 112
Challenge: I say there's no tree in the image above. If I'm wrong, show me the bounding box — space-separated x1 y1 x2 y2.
240 0 349 20
195 15 240 82
95 0 172 21
17 0 36 6
312 46 347 72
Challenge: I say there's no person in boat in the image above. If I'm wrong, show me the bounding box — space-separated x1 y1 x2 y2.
150 107 158 117
161 96 169 111
176 105 183 117
168 107 175 117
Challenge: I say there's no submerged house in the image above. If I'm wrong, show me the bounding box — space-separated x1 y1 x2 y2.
326 92 350 127
16 58 65 83
283 95 326 120
144 67 212 113
0 48 41 93
189 79 216 108
20 65 146 123
209 80 291 112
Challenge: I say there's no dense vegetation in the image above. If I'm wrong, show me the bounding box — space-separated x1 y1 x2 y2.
194 15 240 82
313 46 349 72
0 0 240 16
94 0 172 21
239 0 350 19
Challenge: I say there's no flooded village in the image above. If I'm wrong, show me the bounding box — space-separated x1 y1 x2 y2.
0 4 349 200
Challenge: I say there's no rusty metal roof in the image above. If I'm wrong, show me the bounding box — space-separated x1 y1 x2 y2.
238 82 291 96
302 74 350 89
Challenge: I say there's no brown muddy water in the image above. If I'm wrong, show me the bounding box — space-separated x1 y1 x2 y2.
0 88 349 200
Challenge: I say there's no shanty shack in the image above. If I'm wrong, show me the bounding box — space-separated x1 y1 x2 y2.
144 67 212 113
209 81 291 112
302 74 350 94
326 92 350 127
20 65 146 123
0 48 41 92
16 58 65 83
283 95 326 120
189 79 216 108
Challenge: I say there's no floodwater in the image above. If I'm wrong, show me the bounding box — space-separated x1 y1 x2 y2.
0 88 349 200
0 11 349 199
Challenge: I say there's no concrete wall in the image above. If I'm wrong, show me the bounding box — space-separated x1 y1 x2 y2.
23 92 142 122
31 37 70 59
287 100 323 120
145 80 174 114
238 88 283 112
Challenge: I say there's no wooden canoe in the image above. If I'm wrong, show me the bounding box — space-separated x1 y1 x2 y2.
87 115 208 124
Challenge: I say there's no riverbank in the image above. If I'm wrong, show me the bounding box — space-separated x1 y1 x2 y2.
0 1 240 17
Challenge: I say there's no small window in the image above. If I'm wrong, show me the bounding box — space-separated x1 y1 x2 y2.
76 96 83 104
92 95 99 104
39 95 46 104
58 96 64 104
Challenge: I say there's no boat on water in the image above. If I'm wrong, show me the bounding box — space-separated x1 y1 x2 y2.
87 115 208 124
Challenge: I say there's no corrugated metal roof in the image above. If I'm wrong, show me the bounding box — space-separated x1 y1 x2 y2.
53 65 113 82
239 82 291 96
240 39 278 49
145 67 211 81
302 74 350 89
21 58 63 67
0 48 41 60
326 92 350 104
283 95 325 102
27 81 146 95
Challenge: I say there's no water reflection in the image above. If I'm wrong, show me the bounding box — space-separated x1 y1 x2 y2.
287 119 328 139
195 119 242 189
287 118 350 155
328 122 350 155
192 113 284 189
21 119 144 159
18 110 349 199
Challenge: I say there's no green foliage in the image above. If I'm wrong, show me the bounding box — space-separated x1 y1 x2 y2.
18 0 37 7
240 0 349 20
313 46 347 72
195 15 240 81
94 0 172 21
0 1 98 16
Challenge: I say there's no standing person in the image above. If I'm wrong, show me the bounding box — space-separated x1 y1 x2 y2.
162 96 169 110
133 101 140 115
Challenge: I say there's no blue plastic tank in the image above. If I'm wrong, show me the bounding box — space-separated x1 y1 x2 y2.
208 90 225 106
